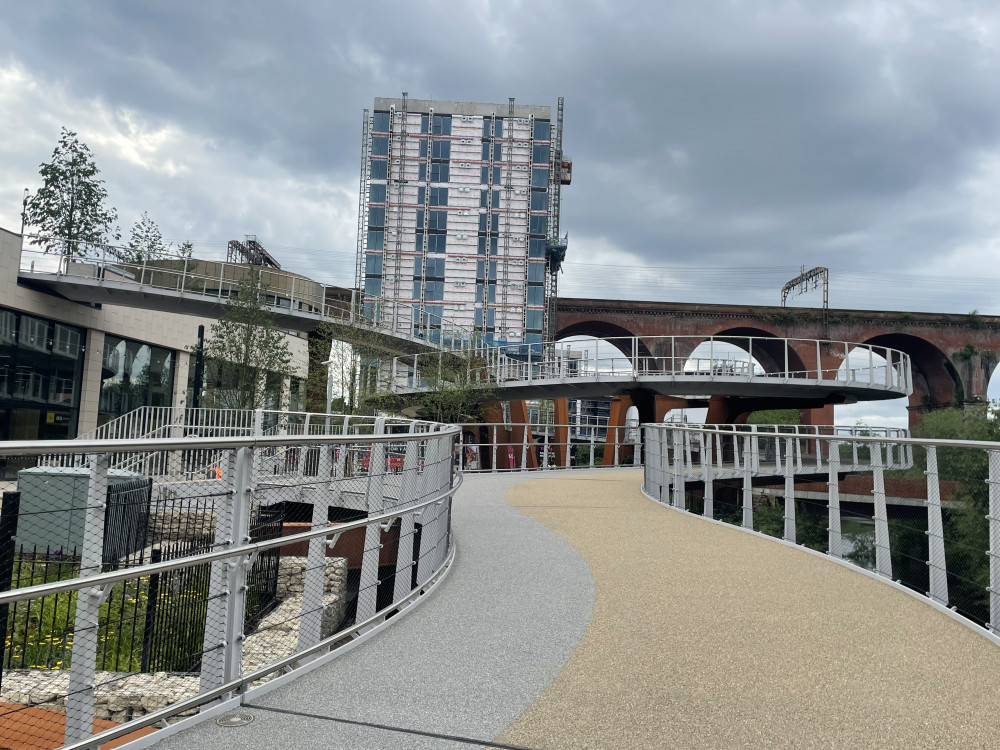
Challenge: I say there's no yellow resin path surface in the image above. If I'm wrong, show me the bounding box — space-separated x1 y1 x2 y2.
494 470 1000 750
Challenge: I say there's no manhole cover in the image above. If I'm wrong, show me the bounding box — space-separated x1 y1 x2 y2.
216 713 255 727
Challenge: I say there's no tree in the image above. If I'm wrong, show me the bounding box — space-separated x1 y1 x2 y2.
23 128 119 257
123 211 166 264
177 240 194 259
200 268 293 411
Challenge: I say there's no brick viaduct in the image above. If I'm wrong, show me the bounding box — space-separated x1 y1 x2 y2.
555 298 1000 427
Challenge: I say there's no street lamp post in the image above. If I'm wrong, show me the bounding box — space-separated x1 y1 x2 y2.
20 188 28 236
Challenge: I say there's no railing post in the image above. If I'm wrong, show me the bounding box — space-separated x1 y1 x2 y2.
702 431 714 519
64 455 109 745
358 419 387 624
925 446 949 606
543 429 550 470
393 438 421 605
672 429 684 509
742 435 753 529
298 445 334 659
988 450 1000 635
141 253 148 287
179 255 187 292
784 437 796 543
872 442 892 579
828 440 842 558
816 339 821 380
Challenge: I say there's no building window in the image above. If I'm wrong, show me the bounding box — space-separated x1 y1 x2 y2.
428 210 447 231
412 280 421 300
414 231 424 251
476 284 484 302
365 254 383 276
0 308 86 446
418 162 427 181
533 120 550 141
530 191 548 211
364 278 382 297
526 310 543 331
529 237 546 258
531 167 549 189
430 187 448 206
529 215 547 235
425 256 446 278
420 114 429 134
526 285 544 305
432 115 452 136
478 214 487 232
417 186 426 205
372 111 390 133
428 234 447 253
370 159 388 180
430 162 450 182
424 281 444 301
527 262 545 282
432 140 451 160
369 183 387 203
532 144 550 165
99 335 175 429
372 136 389 157
482 118 492 138
368 207 386 228
480 190 488 208
494 118 503 138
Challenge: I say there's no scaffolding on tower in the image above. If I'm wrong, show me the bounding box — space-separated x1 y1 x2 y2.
544 96 571 343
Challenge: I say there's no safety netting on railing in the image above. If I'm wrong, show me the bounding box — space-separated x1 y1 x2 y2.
0 417 459 750
642 423 1000 635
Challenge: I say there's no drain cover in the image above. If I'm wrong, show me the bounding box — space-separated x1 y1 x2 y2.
216 713 255 727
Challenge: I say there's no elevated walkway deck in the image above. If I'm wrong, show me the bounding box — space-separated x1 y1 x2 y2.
149 471 1000 750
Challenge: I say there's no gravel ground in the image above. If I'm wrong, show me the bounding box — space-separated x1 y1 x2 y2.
493 471 1000 750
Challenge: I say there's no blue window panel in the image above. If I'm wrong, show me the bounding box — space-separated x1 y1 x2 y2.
365 254 383 276
416 210 425 230
367 230 385 251
368 207 385 228
528 237 546 257
420 114 429 134
531 167 549 189
489 260 498 281
529 215 547 235
479 236 498 254
486 308 496 327
475 307 484 327
476 260 485 281
412 281 422 299
430 162 450 182
430 187 448 206
428 234 447 253
476 284 484 302
418 162 427 181
527 262 545 282
372 136 389 157
364 278 382 297
428 210 447 231
530 191 548 211
481 142 490 160
418 138 429 158
425 304 444 326
480 190 488 208
494 118 503 138
526 310 543 331
525 333 542 344
491 214 499 233
432 115 451 136
372 112 390 132
487 285 497 303
482 119 492 138
369 183 387 203
425 281 445 301
526 285 544 305
370 159 388 180
414 231 424 251
416 186 426 205
478 214 487 232
532 144 550 165
425 256 446 278
432 140 451 160
533 120 550 141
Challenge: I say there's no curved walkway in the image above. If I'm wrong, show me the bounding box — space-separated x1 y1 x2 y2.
151 470 1000 750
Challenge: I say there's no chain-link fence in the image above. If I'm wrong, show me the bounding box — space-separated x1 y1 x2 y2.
644 423 1000 636
0 417 459 750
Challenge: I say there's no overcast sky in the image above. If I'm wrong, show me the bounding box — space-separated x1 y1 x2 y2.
2 0 999 425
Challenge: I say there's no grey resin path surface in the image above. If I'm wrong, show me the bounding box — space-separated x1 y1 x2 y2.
147 471 596 750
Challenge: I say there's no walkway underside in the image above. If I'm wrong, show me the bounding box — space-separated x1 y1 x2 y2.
152 471 1000 750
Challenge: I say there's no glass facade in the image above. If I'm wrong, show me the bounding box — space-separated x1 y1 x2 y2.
98 335 175 428
0 307 85 441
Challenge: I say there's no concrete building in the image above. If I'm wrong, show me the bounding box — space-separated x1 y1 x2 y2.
356 95 570 351
0 227 309 450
